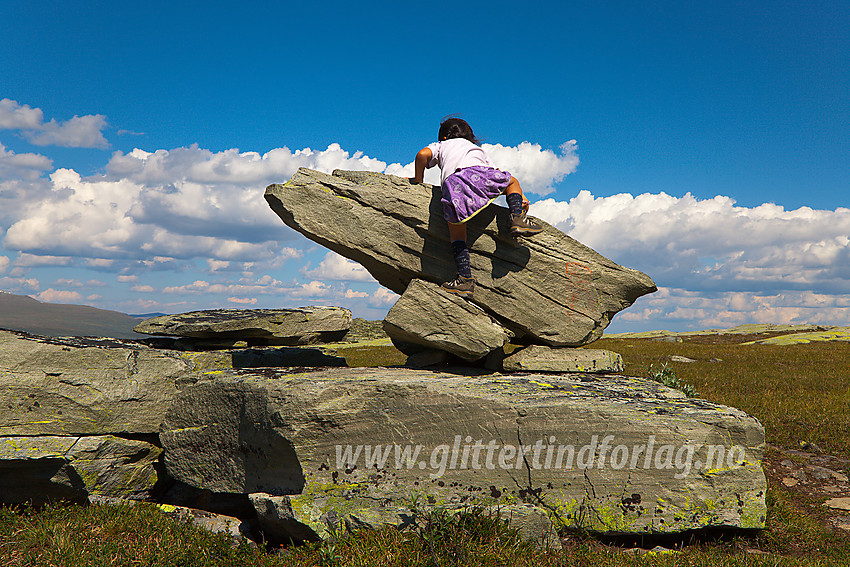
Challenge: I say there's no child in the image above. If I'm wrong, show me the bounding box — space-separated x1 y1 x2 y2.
410 117 542 295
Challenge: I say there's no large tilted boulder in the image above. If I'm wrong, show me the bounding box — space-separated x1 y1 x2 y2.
161 367 767 538
134 307 351 347
265 169 656 347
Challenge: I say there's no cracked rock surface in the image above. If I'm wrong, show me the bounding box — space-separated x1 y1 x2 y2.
161 366 766 537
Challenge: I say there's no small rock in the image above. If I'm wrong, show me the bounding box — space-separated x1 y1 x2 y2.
823 497 850 511
781 478 799 487
669 355 696 363
831 515 850 531
780 459 793 468
651 336 682 343
503 345 623 373
823 485 842 493
808 465 848 483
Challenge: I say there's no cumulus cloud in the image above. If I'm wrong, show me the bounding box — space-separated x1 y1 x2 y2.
610 287 850 332
0 276 39 292
24 115 109 149
0 255 9 274
0 143 52 180
482 141 579 195
304 252 374 282
0 99 108 148
370 287 399 306
0 99 43 130
2 140 578 267
532 191 850 296
33 288 83 303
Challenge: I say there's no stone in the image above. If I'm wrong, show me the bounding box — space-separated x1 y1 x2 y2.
160 366 766 536
250 493 323 542
824 497 850 511
382 279 510 361
0 330 188 436
0 435 161 505
832 515 850 531
502 345 623 373
134 307 351 346
669 355 696 363
265 169 656 347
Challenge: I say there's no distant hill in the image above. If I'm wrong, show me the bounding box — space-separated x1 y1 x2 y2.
0 291 146 339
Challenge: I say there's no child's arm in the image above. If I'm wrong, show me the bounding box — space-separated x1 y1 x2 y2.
410 147 433 184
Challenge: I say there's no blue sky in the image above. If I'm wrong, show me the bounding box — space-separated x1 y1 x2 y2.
1 1 848 332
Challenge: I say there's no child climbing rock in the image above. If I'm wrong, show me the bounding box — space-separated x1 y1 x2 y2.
410 117 542 295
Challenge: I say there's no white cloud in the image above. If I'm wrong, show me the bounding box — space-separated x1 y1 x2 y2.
0 99 108 148
370 287 399 306
0 276 39 291
24 114 109 149
304 252 374 282
482 141 579 195
131 285 156 292
208 259 230 271
532 191 850 295
228 296 257 304
0 143 52 180
345 289 369 298
0 256 8 274
0 99 43 130
291 280 333 298
2 140 578 269
609 287 850 332
117 275 139 282
13 253 74 267
33 288 83 303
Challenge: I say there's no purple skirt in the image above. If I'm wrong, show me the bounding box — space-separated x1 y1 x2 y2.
441 166 512 223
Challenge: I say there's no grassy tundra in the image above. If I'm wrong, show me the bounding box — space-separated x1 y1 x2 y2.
2 328 850 566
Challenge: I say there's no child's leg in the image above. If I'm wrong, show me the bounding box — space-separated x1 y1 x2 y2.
504 176 528 216
447 222 472 279
504 176 542 236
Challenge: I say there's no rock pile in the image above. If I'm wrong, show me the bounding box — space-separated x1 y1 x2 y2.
265 169 656 370
0 327 768 542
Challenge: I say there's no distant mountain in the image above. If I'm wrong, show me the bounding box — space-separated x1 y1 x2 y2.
0 291 146 338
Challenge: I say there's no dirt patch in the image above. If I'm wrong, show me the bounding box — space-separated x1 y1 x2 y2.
763 444 850 537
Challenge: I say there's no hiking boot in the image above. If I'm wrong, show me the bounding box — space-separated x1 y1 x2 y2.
441 274 475 295
510 212 543 236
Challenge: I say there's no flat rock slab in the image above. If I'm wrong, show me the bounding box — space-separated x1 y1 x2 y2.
265 169 656 346
161 366 766 536
0 330 188 436
383 279 510 361
503 345 624 373
0 435 161 504
134 307 351 346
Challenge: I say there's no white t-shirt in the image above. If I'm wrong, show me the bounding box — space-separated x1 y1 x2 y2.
426 138 496 185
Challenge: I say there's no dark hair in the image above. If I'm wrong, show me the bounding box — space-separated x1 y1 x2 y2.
438 116 480 144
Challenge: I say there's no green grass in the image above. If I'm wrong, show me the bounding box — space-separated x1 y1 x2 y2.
3 333 850 566
593 337 850 457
